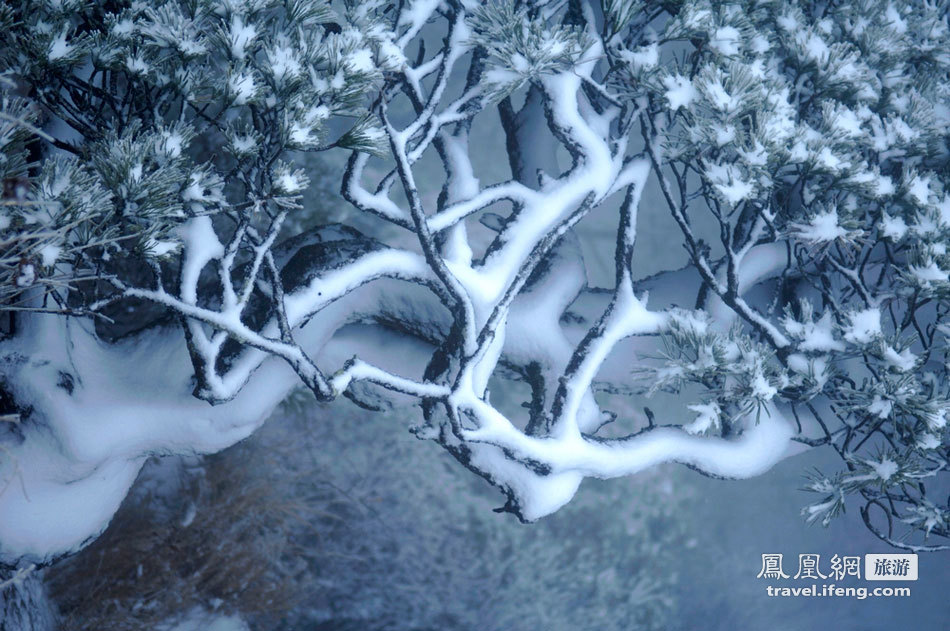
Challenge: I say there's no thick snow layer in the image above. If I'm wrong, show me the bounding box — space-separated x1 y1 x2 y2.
0 313 291 563
462 397 794 520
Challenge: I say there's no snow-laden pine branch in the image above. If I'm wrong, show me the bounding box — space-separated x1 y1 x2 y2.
2 0 949 566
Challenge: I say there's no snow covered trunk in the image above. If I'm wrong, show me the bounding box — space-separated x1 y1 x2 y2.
0 572 56 631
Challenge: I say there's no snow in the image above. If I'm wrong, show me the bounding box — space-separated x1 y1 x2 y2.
875 174 895 197
784 310 844 352
378 39 406 69
926 409 947 431
787 353 830 389
10 5 937 572
268 45 301 81
885 3 907 34
751 34 770 54
917 433 941 450
39 244 61 267
803 497 839 524
762 89 796 141
901 502 946 535
159 608 249 631
888 116 918 143
709 26 741 56
715 124 736 146
662 74 696 110
880 213 906 239
869 457 898 482
0 252 360 564
47 28 72 61
623 43 658 70
230 134 257 154
883 346 917 372
751 372 777 401
790 209 848 243
463 396 794 519
274 170 306 194
228 15 257 60
777 13 799 32
179 216 224 305
397 0 441 37
181 173 205 202
788 141 808 163
868 395 892 419
157 132 184 158
739 140 768 166
843 308 881 345
125 55 149 75
910 260 949 285
15 264 35 287
347 48 375 73
803 32 830 64
467 441 584 522
701 75 736 112
229 73 257 105
146 238 179 257
912 211 938 237
705 163 754 204
832 106 863 137
112 19 134 37
816 147 845 172
684 402 721 435
679 4 711 30
129 163 143 183
907 174 931 206
289 122 318 147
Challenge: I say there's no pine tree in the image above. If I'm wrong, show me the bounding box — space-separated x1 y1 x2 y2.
1 3 948 606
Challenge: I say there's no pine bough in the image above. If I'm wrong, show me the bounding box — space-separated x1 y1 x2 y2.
1 0 949 568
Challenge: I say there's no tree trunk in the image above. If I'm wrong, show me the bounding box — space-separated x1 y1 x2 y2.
1 572 56 631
